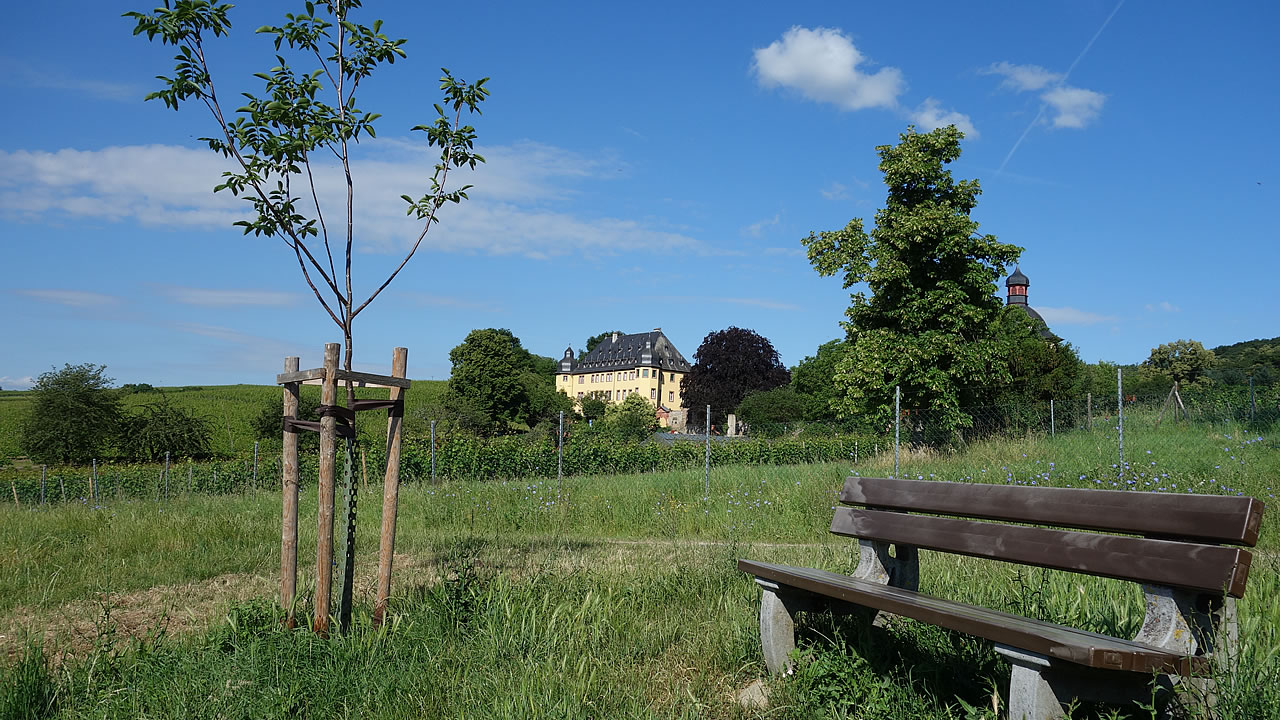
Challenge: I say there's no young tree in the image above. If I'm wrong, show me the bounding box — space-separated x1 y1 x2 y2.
19 364 123 465
803 126 1022 437
680 327 790 430
126 1 488 399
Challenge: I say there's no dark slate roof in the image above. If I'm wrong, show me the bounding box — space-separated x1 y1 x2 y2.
575 330 692 373
1006 266 1029 287
1013 304 1057 340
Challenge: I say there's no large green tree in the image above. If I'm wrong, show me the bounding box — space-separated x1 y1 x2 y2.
680 327 790 430
447 328 567 432
126 1 487 400
20 364 123 465
789 338 849 421
803 126 1022 436
1144 339 1216 389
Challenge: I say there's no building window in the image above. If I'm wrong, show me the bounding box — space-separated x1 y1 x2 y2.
578 376 583 384
642 368 649 378
668 391 674 402
606 373 612 382
577 392 583 398
606 391 612 401
650 389 656 400
669 373 675 381
561 375 568 383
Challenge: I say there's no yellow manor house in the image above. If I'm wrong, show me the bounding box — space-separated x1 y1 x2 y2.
556 329 692 428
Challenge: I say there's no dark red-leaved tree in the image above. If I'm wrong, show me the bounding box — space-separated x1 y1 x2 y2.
681 327 790 431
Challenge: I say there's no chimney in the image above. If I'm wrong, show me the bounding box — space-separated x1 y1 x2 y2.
611 332 618 343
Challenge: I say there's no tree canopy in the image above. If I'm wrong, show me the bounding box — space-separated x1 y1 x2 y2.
680 327 790 429
447 328 567 433
802 126 1022 437
20 364 123 465
1144 339 1216 389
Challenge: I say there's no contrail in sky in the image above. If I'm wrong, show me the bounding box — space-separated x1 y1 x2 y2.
999 0 1126 172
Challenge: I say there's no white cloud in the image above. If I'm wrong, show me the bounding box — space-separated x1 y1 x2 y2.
0 141 701 260
1036 306 1115 325
820 182 848 201
0 58 139 102
910 98 979 138
13 289 121 307
742 214 780 238
0 375 35 390
753 27 905 111
1041 86 1106 128
1145 301 1181 313
983 62 1062 92
984 61 1106 130
155 286 301 307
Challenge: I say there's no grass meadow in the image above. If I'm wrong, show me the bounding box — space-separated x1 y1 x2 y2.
1 421 1278 718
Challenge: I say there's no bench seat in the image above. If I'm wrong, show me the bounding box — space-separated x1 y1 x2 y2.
739 559 1203 675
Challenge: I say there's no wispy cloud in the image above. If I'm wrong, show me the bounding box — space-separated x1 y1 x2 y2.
742 214 780 238
910 98 978 138
13 289 121 307
0 140 702 260
1145 301 1180 313
0 375 36 390
753 27 904 111
396 291 503 312
763 247 805 258
155 286 301 307
820 182 848 201
0 58 139 102
992 0 1123 170
1036 306 1115 325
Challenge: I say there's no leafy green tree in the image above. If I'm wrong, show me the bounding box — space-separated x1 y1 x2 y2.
448 328 558 433
601 394 659 442
736 387 814 435
118 395 214 461
19 364 123 464
1144 339 1216 389
578 394 608 422
252 392 322 450
803 126 1022 437
991 307 1084 402
789 339 848 421
126 1 488 404
680 327 790 430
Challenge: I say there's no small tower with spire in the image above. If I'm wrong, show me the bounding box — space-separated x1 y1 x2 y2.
1006 266 1029 306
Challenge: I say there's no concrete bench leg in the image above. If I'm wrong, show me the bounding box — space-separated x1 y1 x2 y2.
755 579 811 674
997 646 1064 720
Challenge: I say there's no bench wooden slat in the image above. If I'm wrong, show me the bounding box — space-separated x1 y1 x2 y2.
830 507 1252 597
839 477 1264 546
739 559 1205 675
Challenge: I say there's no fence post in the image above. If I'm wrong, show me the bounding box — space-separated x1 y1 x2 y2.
91 458 97 502
557 410 564 500
374 346 408 628
164 452 171 501
430 420 437 484
41 465 47 506
253 441 259 491
704 405 711 497
314 342 339 636
1250 375 1256 426
894 386 900 478
1050 399 1055 438
188 462 193 495
59 472 65 502
281 354 301 627
1117 367 1125 481
1087 393 1092 430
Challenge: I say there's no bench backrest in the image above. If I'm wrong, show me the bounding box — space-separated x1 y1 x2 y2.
832 477 1264 598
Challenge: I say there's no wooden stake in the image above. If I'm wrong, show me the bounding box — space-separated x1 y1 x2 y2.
314 343 339 636
10 479 18 507
374 347 408 626
281 356 301 627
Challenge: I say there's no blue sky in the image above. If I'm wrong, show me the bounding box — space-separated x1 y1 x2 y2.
2 1 1276 389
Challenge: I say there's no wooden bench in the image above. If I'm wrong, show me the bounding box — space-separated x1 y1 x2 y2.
739 477 1265 719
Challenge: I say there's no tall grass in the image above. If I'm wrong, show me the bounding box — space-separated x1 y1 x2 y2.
0 422 1277 718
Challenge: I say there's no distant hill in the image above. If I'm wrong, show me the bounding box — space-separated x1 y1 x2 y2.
1209 336 1279 385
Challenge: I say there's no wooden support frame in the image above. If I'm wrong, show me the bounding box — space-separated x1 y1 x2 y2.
278 344 410 636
